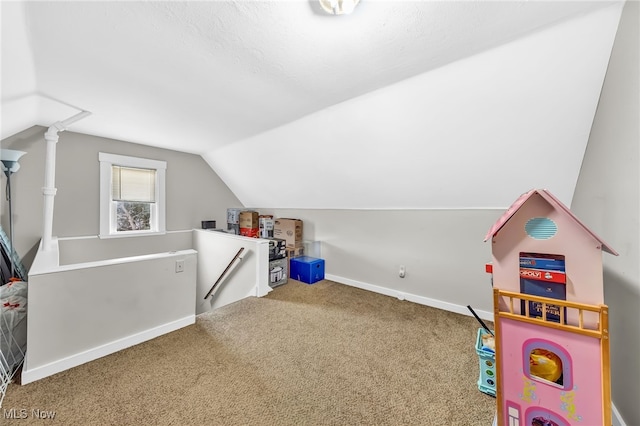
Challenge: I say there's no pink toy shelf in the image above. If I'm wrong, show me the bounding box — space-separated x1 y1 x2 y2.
484 189 617 426
493 289 610 426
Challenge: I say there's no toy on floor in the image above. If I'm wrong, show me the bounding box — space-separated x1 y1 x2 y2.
467 305 495 352
482 333 496 352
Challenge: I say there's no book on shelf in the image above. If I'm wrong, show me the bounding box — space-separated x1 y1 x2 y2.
519 253 566 323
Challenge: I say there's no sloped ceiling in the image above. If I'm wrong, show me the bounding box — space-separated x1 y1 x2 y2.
1 1 625 209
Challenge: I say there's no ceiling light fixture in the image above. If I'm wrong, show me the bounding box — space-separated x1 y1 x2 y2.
319 0 360 15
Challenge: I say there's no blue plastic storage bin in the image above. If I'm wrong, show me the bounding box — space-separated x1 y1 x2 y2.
290 256 325 284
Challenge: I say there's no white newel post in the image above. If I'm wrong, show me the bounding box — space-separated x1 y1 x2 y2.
41 111 91 252
41 127 59 252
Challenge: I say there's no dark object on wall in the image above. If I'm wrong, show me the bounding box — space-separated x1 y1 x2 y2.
201 220 216 230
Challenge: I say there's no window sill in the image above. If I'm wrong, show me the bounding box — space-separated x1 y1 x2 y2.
99 230 166 239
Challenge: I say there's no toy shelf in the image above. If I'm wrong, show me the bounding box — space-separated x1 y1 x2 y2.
492 288 612 426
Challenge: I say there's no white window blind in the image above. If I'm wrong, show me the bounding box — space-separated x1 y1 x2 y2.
112 166 156 203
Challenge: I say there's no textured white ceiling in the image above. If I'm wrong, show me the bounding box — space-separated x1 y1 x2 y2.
0 1 625 209
205 2 624 209
1 0 619 152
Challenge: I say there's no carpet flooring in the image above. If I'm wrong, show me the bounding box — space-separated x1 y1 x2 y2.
3 279 496 425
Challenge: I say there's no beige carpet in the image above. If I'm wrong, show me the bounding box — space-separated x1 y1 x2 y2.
4 279 495 425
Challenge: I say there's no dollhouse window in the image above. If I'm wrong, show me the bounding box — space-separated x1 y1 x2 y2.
506 402 522 426
525 217 557 240
523 339 572 390
525 407 570 426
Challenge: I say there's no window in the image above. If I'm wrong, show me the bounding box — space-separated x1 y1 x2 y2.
99 153 166 238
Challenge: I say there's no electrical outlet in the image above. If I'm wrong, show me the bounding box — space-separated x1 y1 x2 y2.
399 265 406 278
175 259 185 273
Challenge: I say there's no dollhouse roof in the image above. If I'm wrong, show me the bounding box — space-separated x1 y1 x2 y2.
484 188 618 255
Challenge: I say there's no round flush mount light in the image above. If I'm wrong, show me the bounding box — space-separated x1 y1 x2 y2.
319 0 361 15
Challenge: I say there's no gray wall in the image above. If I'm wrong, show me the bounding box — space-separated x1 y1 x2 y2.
258 208 499 317
571 2 639 425
1 126 242 269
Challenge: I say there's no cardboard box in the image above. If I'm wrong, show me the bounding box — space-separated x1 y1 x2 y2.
273 218 303 248
286 246 304 259
227 223 240 235
259 215 274 238
239 211 259 229
290 256 324 285
286 246 304 272
227 208 242 225
240 227 259 238
269 258 288 288
267 238 287 260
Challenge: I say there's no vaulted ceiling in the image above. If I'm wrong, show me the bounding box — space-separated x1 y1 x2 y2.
1 1 625 209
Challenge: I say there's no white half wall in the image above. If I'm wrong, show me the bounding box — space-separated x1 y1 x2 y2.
23 239 197 384
204 4 623 210
194 229 270 315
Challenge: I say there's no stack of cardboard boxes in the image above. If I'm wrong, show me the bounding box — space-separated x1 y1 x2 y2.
226 209 279 239
269 218 303 287
272 218 325 285
226 209 323 286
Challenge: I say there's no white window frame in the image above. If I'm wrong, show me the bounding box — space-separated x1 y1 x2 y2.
99 152 166 238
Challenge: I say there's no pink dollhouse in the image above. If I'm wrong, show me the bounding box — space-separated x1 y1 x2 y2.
484 189 617 426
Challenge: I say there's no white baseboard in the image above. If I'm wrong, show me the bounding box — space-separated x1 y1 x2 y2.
21 315 194 385
325 274 494 322
326 274 627 426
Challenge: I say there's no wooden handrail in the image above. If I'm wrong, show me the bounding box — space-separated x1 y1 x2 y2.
204 247 245 300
